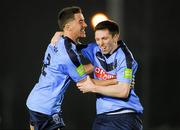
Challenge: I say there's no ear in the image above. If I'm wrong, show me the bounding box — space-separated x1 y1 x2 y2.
64 23 71 31
113 34 120 42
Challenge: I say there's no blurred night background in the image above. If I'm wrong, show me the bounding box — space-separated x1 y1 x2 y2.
0 0 180 130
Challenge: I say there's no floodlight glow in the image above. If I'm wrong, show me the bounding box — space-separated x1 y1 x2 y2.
91 13 109 28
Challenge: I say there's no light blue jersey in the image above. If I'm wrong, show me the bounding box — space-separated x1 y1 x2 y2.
81 41 143 114
26 36 87 115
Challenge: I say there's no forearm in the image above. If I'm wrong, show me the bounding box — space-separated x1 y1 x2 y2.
92 79 118 86
92 83 131 98
83 64 94 74
77 76 131 98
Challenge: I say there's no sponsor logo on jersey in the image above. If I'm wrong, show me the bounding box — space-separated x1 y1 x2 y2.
95 67 116 80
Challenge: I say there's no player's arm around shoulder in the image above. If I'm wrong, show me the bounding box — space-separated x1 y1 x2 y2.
50 31 63 45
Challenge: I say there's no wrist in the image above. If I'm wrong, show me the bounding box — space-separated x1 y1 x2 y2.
91 85 98 93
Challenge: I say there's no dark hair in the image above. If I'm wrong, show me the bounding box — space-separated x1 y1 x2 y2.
58 6 82 31
94 20 120 37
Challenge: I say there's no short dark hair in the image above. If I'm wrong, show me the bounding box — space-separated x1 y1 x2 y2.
58 6 82 31
94 20 120 37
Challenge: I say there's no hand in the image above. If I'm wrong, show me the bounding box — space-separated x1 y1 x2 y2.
50 31 63 45
77 76 95 93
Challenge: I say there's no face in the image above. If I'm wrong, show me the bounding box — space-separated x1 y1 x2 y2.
95 29 118 54
68 13 87 39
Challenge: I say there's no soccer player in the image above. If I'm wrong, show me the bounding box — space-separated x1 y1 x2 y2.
77 20 143 130
26 7 116 130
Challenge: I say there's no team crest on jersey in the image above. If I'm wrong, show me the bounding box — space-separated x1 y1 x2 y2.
52 113 61 124
95 67 116 80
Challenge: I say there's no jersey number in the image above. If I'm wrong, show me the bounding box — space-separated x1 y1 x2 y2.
41 53 51 76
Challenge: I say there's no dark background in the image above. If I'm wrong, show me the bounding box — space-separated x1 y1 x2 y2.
0 0 180 130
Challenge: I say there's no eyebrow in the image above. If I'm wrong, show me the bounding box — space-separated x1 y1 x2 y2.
79 18 85 21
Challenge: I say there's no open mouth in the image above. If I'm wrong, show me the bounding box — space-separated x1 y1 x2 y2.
81 29 86 34
101 48 106 52
80 29 86 37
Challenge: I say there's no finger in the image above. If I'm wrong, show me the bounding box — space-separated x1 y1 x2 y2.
87 75 92 81
56 31 61 35
87 75 90 79
78 87 84 91
58 31 64 36
76 82 83 86
76 83 80 87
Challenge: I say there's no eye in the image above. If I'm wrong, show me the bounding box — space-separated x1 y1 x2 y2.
95 38 99 42
79 20 84 24
103 37 108 40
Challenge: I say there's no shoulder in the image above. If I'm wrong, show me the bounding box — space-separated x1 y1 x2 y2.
87 42 98 48
53 37 71 54
81 42 98 53
118 41 133 58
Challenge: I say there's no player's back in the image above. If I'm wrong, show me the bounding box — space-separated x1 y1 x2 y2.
26 37 73 115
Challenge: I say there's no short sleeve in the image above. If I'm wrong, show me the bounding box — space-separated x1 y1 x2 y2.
116 57 133 84
81 42 97 65
64 49 87 82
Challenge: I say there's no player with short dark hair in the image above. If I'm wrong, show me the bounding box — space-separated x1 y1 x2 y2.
77 20 143 130
26 6 88 130
26 7 117 130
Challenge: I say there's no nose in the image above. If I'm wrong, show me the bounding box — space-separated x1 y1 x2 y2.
98 40 104 48
83 21 87 28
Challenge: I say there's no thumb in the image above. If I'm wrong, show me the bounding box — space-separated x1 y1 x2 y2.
87 75 91 80
76 82 81 87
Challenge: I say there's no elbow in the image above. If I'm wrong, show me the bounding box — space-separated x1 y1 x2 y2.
123 89 130 98
117 86 130 98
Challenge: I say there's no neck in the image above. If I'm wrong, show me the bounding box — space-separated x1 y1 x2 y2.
110 43 118 54
64 31 77 43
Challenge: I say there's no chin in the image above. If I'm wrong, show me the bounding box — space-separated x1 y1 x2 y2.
102 51 107 54
81 33 86 38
